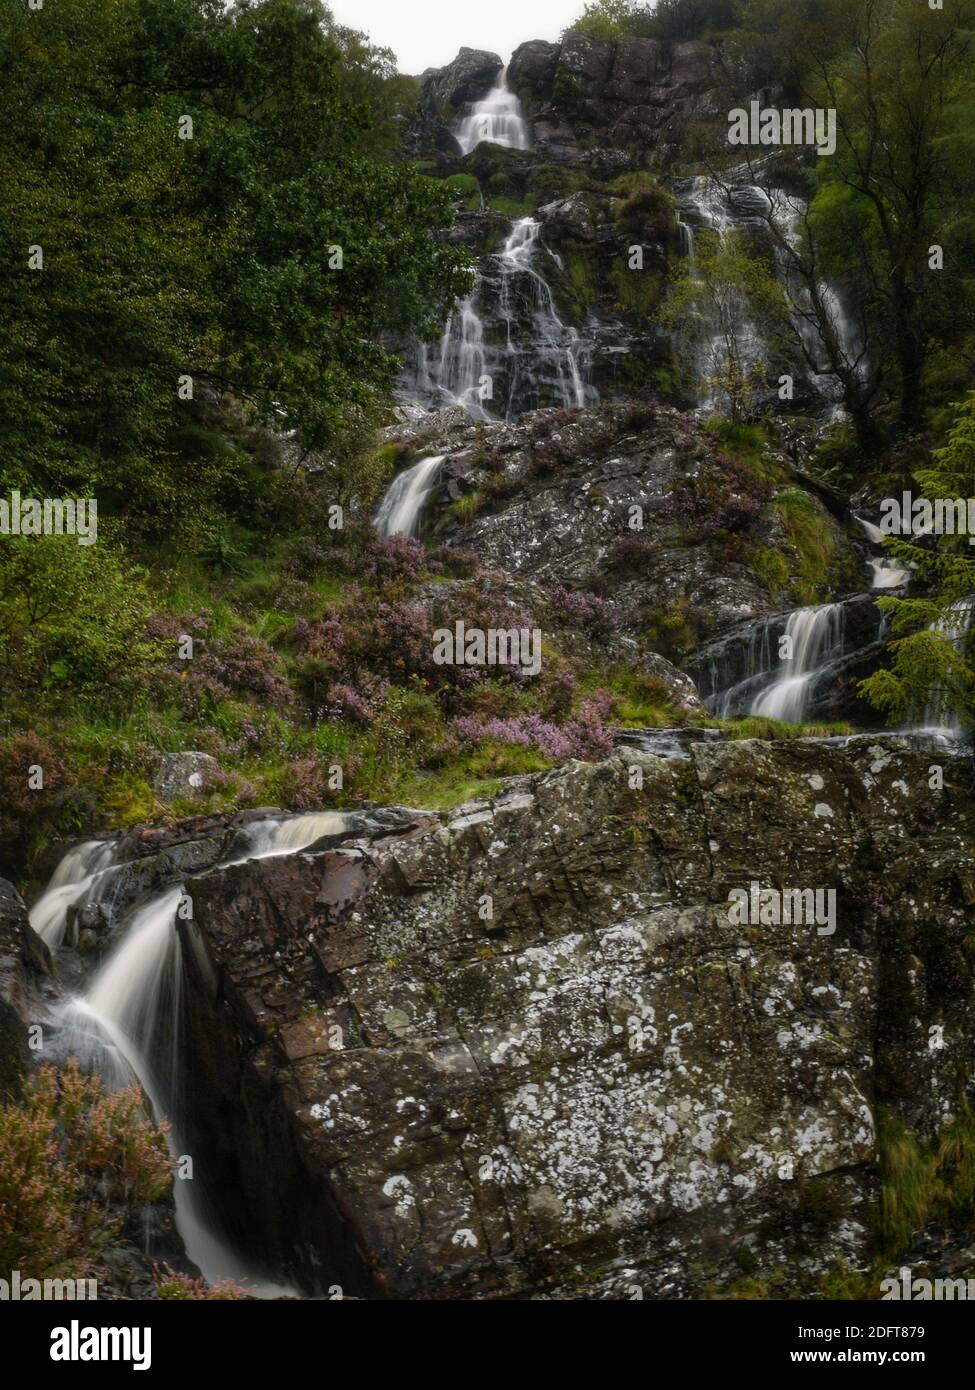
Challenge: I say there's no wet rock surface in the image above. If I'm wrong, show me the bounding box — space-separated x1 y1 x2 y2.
0 879 49 1096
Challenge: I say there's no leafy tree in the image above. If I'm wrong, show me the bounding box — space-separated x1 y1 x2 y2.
565 0 739 41
860 393 975 725
0 536 158 698
732 0 975 439
0 0 473 538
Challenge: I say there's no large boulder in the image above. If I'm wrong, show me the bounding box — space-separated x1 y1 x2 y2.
165 739 975 1297
508 40 561 103
397 404 859 648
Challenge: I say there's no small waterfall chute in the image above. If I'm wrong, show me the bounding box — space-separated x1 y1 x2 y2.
703 603 848 722
402 213 596 419
35 807 359 1293
854 514 912 591
228 810 354 864
455 70 530 156
750 604 845 722
29 839 118 949
373 455 445 537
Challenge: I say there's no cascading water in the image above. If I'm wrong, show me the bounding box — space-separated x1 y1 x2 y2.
750 605 845 721
454 69 530 156
30 839 120 949
50 886 260 1287
434 300 491 418
915 596 975 740
770 190 868 410
403 216 595 420
226 809 353 863
675 174 765 411
497 217 589 415
373 454 445 537
855 515 912 591
703 604 847 721
675 170 866 415
37 808 356 1293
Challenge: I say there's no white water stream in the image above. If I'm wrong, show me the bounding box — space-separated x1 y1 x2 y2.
35 810 356 1293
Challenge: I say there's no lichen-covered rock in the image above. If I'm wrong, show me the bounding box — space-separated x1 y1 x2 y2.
152 751 220 802
138 737 975 1298
385 403 859 649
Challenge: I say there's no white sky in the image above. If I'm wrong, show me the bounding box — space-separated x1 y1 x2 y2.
328 0 586 75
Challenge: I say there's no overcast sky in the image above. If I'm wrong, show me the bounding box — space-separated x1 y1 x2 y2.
329 0 586 75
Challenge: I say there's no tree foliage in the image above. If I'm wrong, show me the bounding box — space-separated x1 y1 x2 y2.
860 393 975 724
732 0 975 440
0 0 472 536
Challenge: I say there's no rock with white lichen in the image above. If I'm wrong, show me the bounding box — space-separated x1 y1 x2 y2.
53 736 974 1297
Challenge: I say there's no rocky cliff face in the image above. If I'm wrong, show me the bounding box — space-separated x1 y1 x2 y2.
28 739 975 1297
414 35 733 167
385 401 870 681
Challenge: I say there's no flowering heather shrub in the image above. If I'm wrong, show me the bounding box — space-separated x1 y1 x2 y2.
281 537 330 580
272 755 357 811
293 611 346 660
324 679 388 726
144 611 210 644
0 732 71 867
203 633 293 703
0 1062 173 1277
454 690 616 763
619 402 658 433
540 666 578 720
659 450 770 540
209 769 259 805
546 586 622 636
429 544 481 579
154 1265 248 1299
355 534 426 585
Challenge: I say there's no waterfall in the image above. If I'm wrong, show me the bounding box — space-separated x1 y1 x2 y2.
704 604 847 721
434 300 492 418
770 191 867 409
498 217 589 415
227 810 353 863
675 175 764 411
34 808 357 1292
675 172 867 414
402 213 595 420
51 887 261 1287
455 69 529 156
374 454 445 537
855 514 912 591
750 605 845 722
30 839 119 949
916 596 975 739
